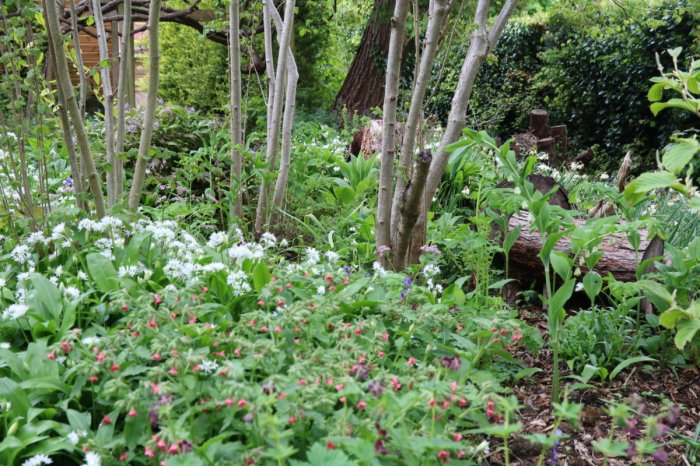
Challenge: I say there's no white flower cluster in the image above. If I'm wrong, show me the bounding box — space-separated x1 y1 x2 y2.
200 359 219 374
22 454 53 466
1 303 28 320
82 451 101 466
227 270 251 296
207 231 228 249
67 429 88 445
228 243 264 262
78 216 124 233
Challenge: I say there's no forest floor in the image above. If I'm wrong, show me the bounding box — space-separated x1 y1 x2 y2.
487 309 700 466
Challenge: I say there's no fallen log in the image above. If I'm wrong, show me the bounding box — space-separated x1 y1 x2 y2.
507 213 653 283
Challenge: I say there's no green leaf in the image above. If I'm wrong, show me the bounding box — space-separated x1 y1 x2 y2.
442 283 465 306
610 356 656 380
659 308 685 328
514 367 541 382
593 438 629 457
252 262 271 292
86 253 119 293
289 443 359 466
650 99 697 116
582 271 602 303
662 138 699 175
550 252 572 281
548 279 575 317
624 171 679 205
647 83 665 102
29 274 62 321
674 320 700 349
333 186 356 205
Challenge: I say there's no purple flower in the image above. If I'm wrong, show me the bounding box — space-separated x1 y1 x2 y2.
376 245 390 257
440 356 461 371
419 245 441 256
342 266 351 276
185 106 195 114
548 429 563 464
63 176 73 187
355 364 371 381
652 448 668 462
401 276 412 301
374 440 388 455
368 379 385 397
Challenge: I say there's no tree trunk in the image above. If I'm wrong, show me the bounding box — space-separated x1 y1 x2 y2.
128 0 161 210
254 0 296 235
377 0 410 264
229 0 244 219
262 0 276 138
91 0 116 207
115 0 133 200
269 5 299 227
44 0 106 218
529 109 549 139
403 0 517 265
391 0 452 248
331 0 395 115
508 213 655 283
68 0 88 117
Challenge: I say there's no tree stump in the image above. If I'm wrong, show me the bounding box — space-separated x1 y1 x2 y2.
537 137 557 165
529 109 549 139
550 124 568 158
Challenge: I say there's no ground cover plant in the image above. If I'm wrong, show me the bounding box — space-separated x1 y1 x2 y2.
0 0 699 465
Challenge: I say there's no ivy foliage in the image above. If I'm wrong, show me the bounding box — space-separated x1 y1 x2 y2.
429 0 699 172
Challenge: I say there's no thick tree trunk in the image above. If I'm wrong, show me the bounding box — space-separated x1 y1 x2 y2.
128 0 161 210
44 0 106 218
229 0 244 219
377 0 410 264
332 0 395 115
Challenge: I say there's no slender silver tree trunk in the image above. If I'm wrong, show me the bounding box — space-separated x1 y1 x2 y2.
269 3 299 227
392 0 517 266
68 0 87 117
115 0 132 200
390 0 452 246
262 0 276 138
254 0 296 235
376 0 410 263
229 0 244 219
44 0 106 218
91 0 116 206
128 0 161 210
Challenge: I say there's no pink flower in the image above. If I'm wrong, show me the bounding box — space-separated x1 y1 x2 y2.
167 443 179 455
153 294 162 305
96 353 106 362
144 446 155 458
127 409 138 417
89 375 99 383
237 399 248 408
356 401 367 409
151 383 160 395
110 364 120 372
224 398 235 406
47 353 56 360
407 357 416 366
168 368 178 375
381 332 389 341
152 353 161 361
274 326 282 333
102 415 112 425
437 450 450 463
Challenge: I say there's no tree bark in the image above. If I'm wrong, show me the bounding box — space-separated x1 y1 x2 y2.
91 0 117 207
115 0 132 200
44 0 106 218
128 0 161 210
68 0 88 117
390 0 452 247
269 4 299 227
254 0 295 235
229 0 244 219
508 213 654 283
331 0 395 115
377 0 410 263
262 0 276 137
394 149 432 269
529 109 549 139
404 0 517 265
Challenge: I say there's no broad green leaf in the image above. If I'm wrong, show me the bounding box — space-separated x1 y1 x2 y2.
333 186 356 205
647 83 665 102
550 252 572 281
252 262 271 292
582 271 602 303
674 319 700 349
650 99 697 116
289 442 359 466
29 274 61 321
662 138 699 175
86 253 119 293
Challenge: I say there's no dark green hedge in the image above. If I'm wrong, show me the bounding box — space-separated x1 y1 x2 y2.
429 0 699 172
